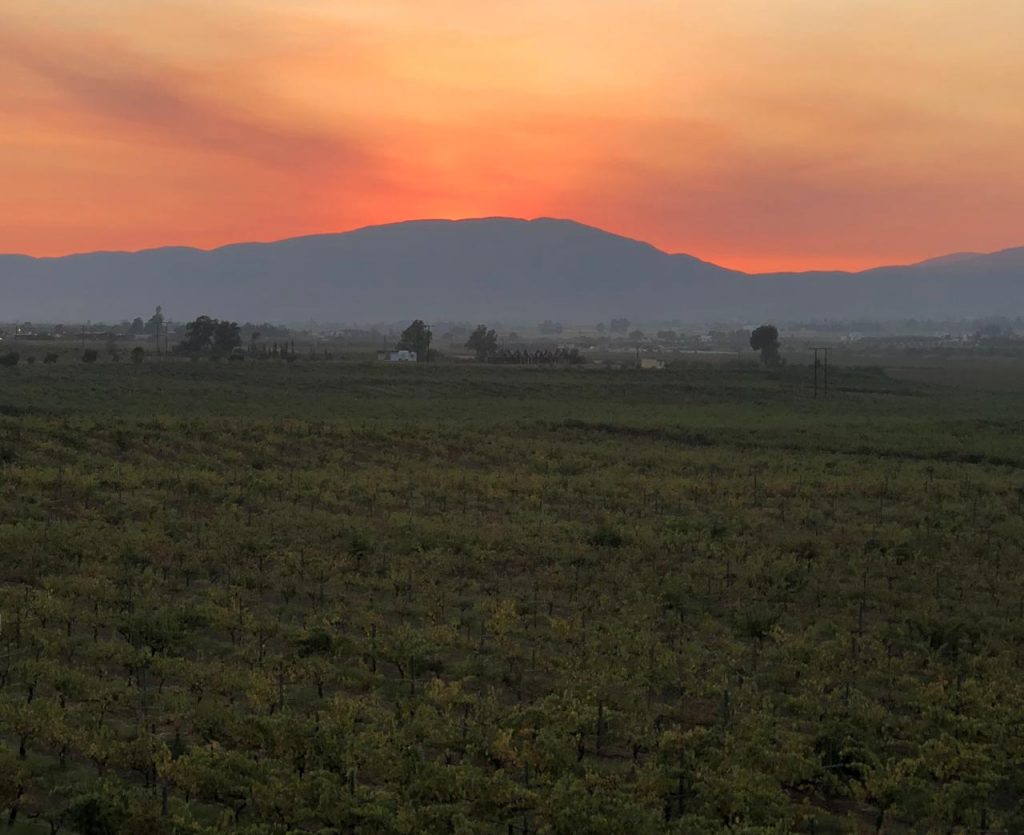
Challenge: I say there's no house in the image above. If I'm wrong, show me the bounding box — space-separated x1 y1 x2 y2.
640 358 665 370
377 350 417 362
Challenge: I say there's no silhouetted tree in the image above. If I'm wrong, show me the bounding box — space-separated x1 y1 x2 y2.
465 325 498 361
538 320 563 335
180 316 216 354
610 318 630 334
129 317 145 335
178 316 241 356
750 325 781 365
144 306 164 336
398 320 432 362
212 320 241 355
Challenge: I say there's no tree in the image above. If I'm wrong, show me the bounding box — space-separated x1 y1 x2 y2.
178 316 241 356
398 320 432 362
144 306 164 336
129 317 145 335
0 745 28 826
538 320 563 335
131 347 145 365
82 349 99 363
180 316 216 354
465 325 498 361
750 325 781 365
0 352 19 367
212 320 241 355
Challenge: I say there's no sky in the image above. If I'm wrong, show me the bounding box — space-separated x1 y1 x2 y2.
2 0 1023 272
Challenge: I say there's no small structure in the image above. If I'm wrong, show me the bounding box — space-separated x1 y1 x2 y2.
639 358 665 370
377 349 417 362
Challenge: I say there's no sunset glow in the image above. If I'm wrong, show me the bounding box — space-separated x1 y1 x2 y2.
3 0 1023 272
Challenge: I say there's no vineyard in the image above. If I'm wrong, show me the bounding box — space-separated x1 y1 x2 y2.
1 360 1023 833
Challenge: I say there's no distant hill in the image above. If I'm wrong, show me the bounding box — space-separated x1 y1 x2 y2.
1 218 1022 323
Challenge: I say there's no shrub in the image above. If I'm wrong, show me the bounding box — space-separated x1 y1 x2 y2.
0 352 20 367
131 347 145 364
82 349 99 363
43 353 59 364
588 524 627 549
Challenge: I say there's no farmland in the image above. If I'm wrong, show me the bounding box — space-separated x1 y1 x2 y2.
1 358 1023 833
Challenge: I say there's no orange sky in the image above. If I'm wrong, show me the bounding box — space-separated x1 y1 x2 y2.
2 0 1023 272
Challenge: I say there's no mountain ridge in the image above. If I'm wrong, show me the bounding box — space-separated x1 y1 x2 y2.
10 216 1022 275
1 218 1022 323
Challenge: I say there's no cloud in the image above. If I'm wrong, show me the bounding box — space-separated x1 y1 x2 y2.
0 22 367 172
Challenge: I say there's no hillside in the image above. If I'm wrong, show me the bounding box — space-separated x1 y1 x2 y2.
1 218 1022 323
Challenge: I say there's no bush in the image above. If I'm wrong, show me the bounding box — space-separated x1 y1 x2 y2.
82 349 99 363
588 524 627 549
131 347 145 364
43 353 59 364
0 352 20 367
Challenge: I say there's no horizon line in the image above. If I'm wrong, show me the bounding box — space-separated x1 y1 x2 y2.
0 215 1017 276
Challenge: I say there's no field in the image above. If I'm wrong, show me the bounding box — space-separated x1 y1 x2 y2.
1 358 1024 834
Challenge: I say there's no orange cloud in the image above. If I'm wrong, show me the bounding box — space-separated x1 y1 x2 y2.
2 0 1023 270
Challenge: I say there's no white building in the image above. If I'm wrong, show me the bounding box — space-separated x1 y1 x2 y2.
377 350 418 362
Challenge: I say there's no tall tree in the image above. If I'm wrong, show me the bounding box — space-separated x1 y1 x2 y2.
398 320 432 362
212 320 241 355
144 306 164 336
465 325 498 361
180 316 217 354
750 325 781 365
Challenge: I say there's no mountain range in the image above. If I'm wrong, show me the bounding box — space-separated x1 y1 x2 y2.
2 218 1022 324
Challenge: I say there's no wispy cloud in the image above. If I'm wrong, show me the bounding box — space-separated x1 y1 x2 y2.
0 23 366 171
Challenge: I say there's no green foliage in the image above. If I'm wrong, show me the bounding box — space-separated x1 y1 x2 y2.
398 319 432 362
179 316 242 356
0 360 1021 832
466 325 499 361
